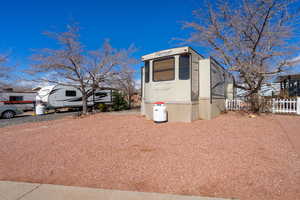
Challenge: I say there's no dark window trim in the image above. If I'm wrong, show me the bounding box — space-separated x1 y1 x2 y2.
144 61 150 83
152 56 175 82
179 53 191 80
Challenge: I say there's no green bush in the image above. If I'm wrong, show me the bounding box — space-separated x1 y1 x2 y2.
112 91 129 111
97 103 107 112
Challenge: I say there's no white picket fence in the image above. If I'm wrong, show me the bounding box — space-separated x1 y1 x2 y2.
225 99 248 111
225 97 300 115
272 99 298 114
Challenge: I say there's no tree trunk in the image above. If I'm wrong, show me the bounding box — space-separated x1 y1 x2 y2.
128 92 131 109
82 93 88 114
249 92 260 113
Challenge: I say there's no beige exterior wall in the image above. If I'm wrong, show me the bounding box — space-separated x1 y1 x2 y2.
199 59 211 99
144 55 191 103
198 98 211 120
211 99 226 119
143 99 224 122
143 102 198 122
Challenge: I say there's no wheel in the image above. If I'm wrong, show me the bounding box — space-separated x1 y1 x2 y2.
2 110 15 119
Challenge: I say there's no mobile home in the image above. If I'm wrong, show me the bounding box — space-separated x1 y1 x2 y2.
141 46 234 122
0 88 36 111
277 74 300 97
36 85 113 110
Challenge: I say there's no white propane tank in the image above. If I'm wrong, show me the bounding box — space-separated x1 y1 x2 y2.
153 102 167 123
35 104 45 115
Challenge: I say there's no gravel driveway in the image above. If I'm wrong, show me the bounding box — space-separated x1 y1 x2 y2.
0 112 299 200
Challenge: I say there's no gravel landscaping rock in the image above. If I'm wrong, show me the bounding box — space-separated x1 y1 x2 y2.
0 112 299 200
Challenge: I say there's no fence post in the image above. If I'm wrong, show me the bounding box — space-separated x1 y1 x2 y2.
297 97 300 115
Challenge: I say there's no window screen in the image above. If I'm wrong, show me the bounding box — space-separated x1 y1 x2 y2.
145 61 150 83
179 54 190 80
153 57 175 81
65 90 76 97
9 96 23 101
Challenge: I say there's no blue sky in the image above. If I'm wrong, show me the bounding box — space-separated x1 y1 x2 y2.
0 0 204 83
0 0 299 85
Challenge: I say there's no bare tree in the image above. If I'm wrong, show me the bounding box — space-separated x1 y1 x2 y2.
103 46 138 109
111 67 137 109
0 54 11 88
87 41 137 99
28 24 135 114
183 0 300 112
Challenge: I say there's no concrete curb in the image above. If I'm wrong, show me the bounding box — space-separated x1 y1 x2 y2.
0 181 236 200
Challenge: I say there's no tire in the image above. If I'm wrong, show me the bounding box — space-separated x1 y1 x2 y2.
2 110 15 119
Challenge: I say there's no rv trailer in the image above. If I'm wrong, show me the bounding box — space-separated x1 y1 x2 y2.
36 85 113 110
0 88 36 111
141 46 234 122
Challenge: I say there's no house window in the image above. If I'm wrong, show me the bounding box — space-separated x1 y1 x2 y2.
153 57 175 81
179 54 190 80
65 90 76 97
9 96 23 101
145 61 150 83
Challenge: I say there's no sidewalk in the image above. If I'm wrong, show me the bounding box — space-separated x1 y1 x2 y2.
0 181 235 200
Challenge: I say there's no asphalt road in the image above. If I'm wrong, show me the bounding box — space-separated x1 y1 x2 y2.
0 111 78 128
0 108 140 128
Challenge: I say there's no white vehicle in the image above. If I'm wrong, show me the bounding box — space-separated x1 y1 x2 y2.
0 89 36 111
35 85 113 110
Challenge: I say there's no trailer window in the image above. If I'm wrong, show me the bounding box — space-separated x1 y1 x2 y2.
179 54 190 80
95 92 107 97
145 61 150 83
65 90 76 97
9 96 23 101
153 57 175 81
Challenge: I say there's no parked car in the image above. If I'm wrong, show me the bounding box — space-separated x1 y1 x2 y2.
0 105 23 119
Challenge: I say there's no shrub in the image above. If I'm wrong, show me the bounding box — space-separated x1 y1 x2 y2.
97 103 107 112
112 91 129 111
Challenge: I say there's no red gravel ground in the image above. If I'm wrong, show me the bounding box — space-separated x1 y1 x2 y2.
0 112 300 200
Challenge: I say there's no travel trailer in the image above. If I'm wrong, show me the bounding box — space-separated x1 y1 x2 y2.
141 46 234 122
35 85 113 110
0 88 36 111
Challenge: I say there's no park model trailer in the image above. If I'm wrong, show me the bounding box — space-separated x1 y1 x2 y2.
0 89 36 111
36 85 113 109
141 46 234 122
